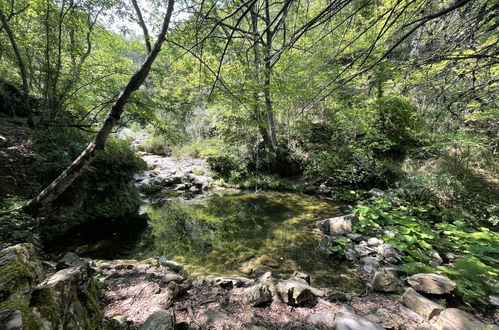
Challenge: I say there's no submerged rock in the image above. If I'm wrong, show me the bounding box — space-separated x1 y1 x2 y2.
407 273 457 295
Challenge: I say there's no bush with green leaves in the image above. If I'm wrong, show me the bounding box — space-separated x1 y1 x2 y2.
292 95 416 186
137 135 171 155
352 196 498 305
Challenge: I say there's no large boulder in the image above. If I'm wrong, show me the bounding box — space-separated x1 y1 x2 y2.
276 278 314 305
140 310 174 330
436 308 499 330
0 244 44 302
39 265 101 329
316 215 358 235
407 273 457 295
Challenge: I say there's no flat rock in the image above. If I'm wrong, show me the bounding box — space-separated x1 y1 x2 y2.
402 288 443 320
276 278 314 305
365 308 403 329
333 311 384 330
436 308 499 330
316 214 358 235
140 311 174 330
407 273 457 294
56 252 89 270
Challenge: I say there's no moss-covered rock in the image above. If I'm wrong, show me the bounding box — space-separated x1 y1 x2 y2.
40 265 101 329
0 244 44 302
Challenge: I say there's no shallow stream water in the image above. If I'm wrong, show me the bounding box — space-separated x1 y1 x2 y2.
50 190 364 291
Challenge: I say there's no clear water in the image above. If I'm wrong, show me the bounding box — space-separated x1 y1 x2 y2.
50 190 365 291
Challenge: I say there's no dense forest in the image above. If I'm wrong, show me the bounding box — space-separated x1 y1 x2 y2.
0 0 497 329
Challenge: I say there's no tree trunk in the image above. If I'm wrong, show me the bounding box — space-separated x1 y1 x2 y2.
263 0 278 150
0 7 34 127
23 0 175 215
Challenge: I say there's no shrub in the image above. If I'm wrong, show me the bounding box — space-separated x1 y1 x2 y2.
137 135 171 155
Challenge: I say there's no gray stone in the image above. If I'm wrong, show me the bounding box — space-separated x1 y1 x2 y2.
377 243 400 263
0 243 44 302
244 284 272 306
368 188 385 197
436 308 499 330
160 272 184 284
365 308 403 329
333 311 384 330
344 247 358 261
361 256 380 268
205 276 251 289
292 270 311 284
276 278 314 305
429 250 443 264
354 242 373 256
367 237 383 246
56 252 88 270
407 273 457 295
2 310 23 330
346 233 363 242
489 295 499 307
371 268 402 292
41 265 101 329
158 258 183 272
402 288 444 320
140 311 174 330
316 214 358 235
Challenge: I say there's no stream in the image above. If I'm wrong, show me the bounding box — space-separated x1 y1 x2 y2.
48 154 365 292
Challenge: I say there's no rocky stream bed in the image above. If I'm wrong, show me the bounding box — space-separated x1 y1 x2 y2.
1 152 498 329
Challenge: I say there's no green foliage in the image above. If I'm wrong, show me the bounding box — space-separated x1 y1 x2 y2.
137 135 171 155
293 95 415 185
330 237 351 257
352 196 499 304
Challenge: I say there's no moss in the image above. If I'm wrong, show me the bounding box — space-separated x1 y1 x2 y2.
0 300 40 330
29 286 59 325
81 278 102 329
0 259 35 301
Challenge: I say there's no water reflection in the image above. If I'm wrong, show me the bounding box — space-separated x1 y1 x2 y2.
141 191 363 290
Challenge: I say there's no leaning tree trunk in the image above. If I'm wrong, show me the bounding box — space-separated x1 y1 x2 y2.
23 0 175 215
